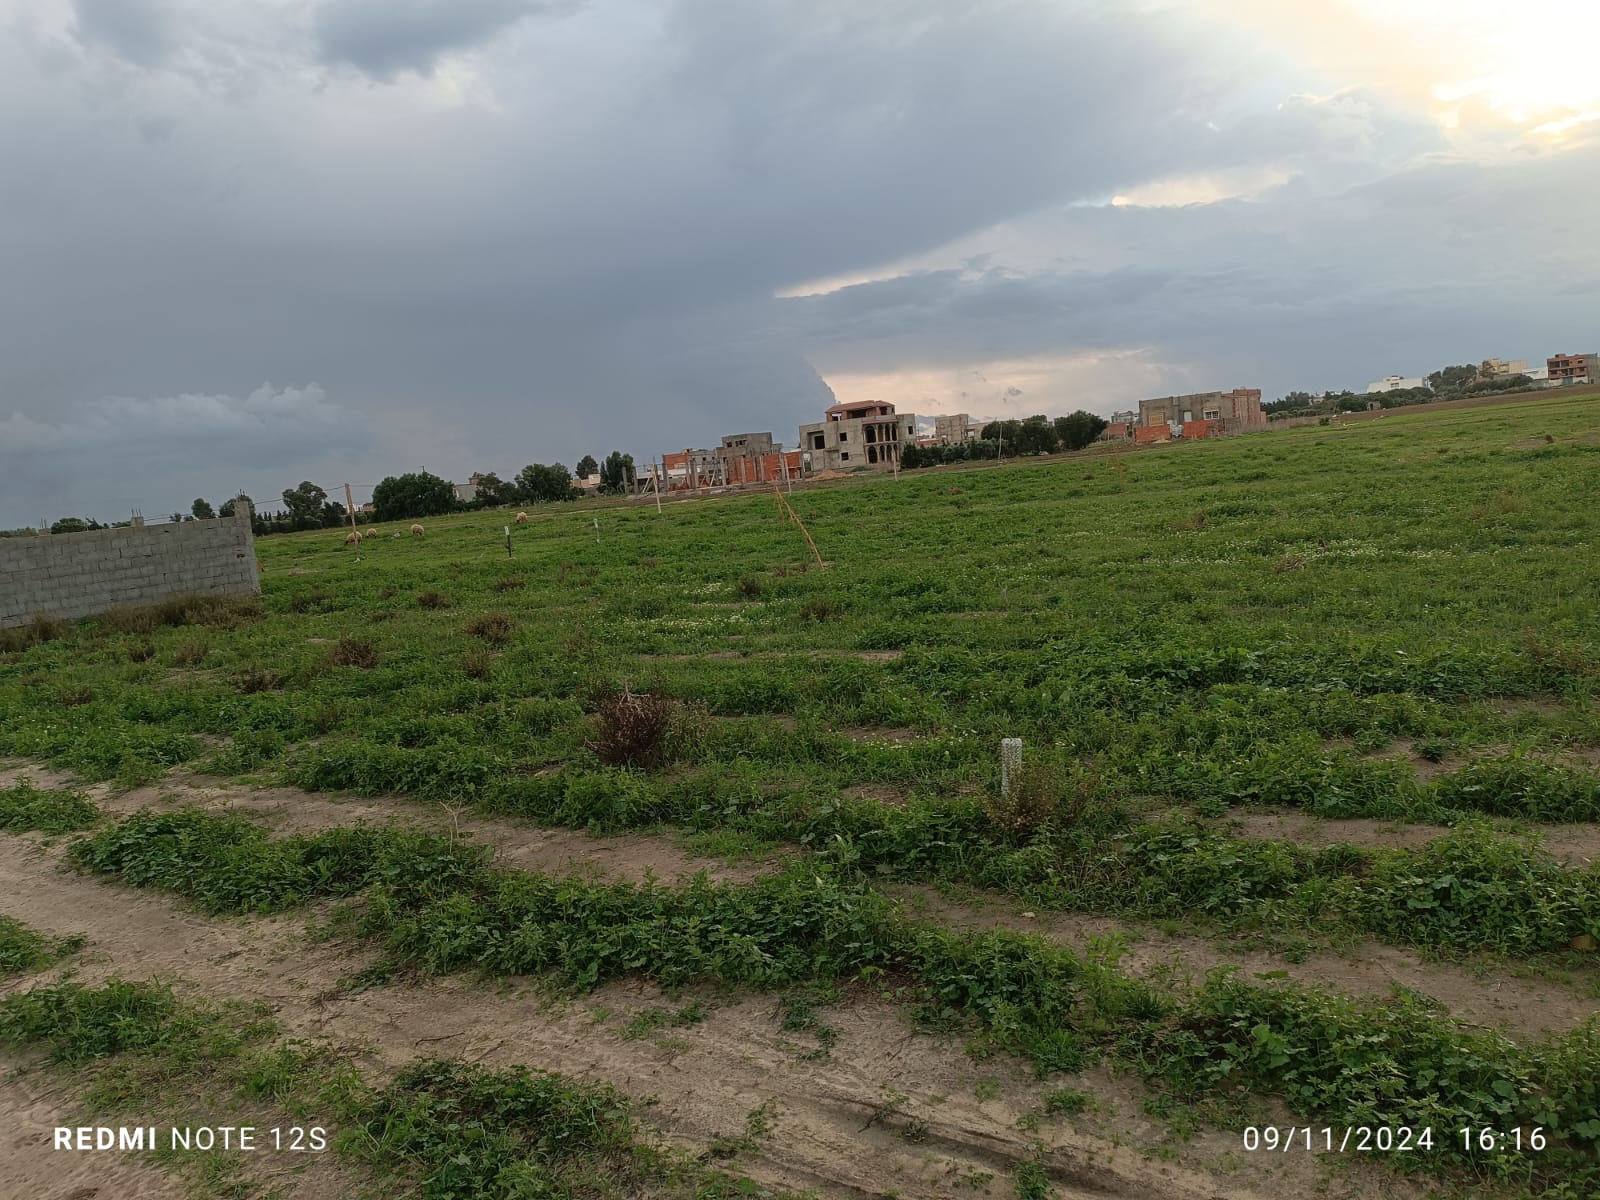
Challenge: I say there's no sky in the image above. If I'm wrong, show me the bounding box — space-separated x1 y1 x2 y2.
1 0 1597 526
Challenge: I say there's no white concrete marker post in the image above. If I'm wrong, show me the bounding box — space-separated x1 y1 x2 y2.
1000 738 1023 800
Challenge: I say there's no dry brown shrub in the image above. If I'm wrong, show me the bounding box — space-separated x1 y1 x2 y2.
235 665 279 694
586 684 682 769
328 637 380 669
982 759 1105 844
465 612 516 644
173 637 210 666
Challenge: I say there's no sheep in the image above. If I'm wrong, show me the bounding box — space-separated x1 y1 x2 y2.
363 528 379 540
515 512 529 525
410 523 425 537
343 530 362 545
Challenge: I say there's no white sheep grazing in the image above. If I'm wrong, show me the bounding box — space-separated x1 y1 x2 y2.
343 530 362 545
364 528 378 539
410 523 425 537
515 512 529 525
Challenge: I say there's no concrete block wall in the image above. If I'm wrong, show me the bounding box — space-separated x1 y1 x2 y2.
0 510 259 628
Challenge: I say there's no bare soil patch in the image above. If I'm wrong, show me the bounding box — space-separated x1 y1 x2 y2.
1224 805 1600 868
840 783 907 806
890 884 1600 1041
0 834 1408 1200
0 1074 190 1200
838 727 921 746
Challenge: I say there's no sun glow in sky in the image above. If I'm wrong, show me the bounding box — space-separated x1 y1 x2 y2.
1246 0 1600 126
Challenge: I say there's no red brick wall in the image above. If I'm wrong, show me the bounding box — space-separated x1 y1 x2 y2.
1181 419 1220 439
1133 424 1172 444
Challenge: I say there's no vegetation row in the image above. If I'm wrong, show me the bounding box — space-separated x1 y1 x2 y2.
6 806 1593 1195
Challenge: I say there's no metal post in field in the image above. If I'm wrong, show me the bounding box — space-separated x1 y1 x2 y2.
1000 738 1023 800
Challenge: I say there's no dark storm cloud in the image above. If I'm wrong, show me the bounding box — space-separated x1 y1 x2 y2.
0 1 1594 524
312 0 579 79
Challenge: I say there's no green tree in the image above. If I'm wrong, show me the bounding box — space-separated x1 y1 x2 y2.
49 517 93 534
281 481 329 528
218 494 251 519
320 500 349 528
598 451 635 495
515 462 576 504
576 454 599 478
190 498 215 520
371 471 456 521
471 472 515 506
1053 411 1109 451
1426 364 1479 395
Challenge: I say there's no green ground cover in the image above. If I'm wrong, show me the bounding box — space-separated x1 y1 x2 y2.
26 810 1600 1195
4 395 1600 1196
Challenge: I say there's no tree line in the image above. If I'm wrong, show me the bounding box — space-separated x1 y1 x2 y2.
900 411 1108 469
15 450 641 538
1264 361 1538 419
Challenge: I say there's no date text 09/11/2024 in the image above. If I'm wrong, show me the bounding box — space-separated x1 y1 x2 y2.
1242 1127 1549 1153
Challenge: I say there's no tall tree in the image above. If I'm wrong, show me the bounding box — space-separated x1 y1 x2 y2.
281 481 329 527
471 472 514 506
1053 411 1108 451
598 451 635 495
515 462 576 504
371 471 455 520
575 454 599 478
191 498 215 520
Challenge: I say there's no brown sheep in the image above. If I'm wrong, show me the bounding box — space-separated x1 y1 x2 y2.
363 528 379 539
344 530 362 545
410 523 425 537
515 512 529 524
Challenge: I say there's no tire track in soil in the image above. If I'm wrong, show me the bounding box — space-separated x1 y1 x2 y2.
0 832 1425 1200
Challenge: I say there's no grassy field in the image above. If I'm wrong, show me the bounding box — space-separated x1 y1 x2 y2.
2 389 1599 1199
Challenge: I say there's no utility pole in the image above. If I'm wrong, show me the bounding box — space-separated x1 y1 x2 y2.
344 483 359 535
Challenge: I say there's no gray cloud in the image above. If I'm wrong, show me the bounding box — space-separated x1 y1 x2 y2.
1 1 1595 524
313 0 576 78
69 0 176 66
0 384 369 523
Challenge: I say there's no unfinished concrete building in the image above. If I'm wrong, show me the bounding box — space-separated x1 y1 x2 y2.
1136 388 1264 442
933 413 980 445
658 432 802 492
799 402 918 471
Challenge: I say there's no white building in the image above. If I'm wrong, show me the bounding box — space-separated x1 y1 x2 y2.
1365 375 1425 393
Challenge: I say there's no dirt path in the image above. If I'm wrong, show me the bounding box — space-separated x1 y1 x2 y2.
893 886 1599 1039
0 1074 191 1200
0 830 1425 1200
5 760 1596 1040
1222 806 1600 868
0 761 768 885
